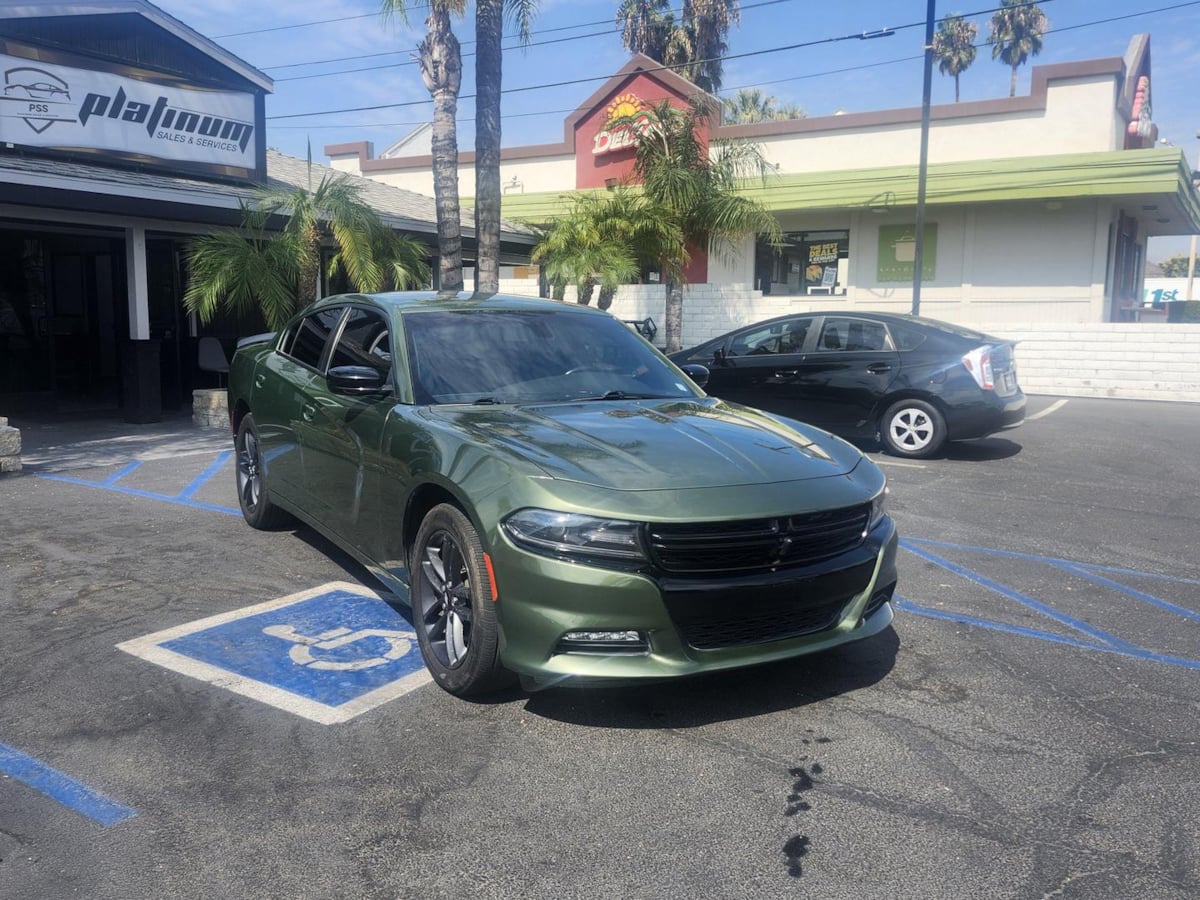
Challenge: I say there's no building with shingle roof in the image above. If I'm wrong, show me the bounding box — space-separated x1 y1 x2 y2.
0 0 535 422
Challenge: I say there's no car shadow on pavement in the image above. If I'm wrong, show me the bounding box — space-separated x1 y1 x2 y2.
290 524 417 624
521 627 899 728
940 437 1023 462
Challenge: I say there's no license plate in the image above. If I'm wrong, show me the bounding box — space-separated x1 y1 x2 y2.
1001 372 1016 393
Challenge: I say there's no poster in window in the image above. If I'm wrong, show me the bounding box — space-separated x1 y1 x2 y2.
877 224 937 282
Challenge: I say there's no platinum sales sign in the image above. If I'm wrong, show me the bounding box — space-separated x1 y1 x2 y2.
0 51 256 170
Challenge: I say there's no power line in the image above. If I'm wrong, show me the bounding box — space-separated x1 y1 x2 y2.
264 0 801 78
266 21 928 121
264 0 1191 124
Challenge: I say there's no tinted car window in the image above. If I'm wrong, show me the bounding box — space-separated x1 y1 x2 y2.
404 309 698 404
728 318 813 356
888 321 929 351
328 308 391 375
817 317 890 352
287 307 344 369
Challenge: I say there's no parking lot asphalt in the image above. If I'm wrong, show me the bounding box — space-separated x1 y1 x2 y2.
1 398 1198 900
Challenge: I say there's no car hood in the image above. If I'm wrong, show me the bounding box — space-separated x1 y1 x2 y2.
425 398 862 490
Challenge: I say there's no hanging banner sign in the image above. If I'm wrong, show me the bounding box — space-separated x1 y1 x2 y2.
0 50 257 170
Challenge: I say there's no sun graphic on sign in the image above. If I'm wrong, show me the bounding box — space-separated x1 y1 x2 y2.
605 93 645 127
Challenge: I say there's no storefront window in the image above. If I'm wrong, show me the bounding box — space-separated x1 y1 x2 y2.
755 230 849 297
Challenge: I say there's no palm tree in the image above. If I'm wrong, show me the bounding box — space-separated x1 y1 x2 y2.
619 99 781 352
677 0 740 94
531 188 683 308
472 0 538 299
987 0 1048 98
532 195 639 306
616 0 674 61
932 13 978 102
722 88 805 123
381 1 466 296
616 0 740 94
183 173 430 331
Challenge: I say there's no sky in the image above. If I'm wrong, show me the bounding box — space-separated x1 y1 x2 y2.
153 0 1200 260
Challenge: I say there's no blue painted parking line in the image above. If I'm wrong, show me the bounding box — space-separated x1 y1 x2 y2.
900 539 1140 652
39 450 240 516
0 741 136 827
101 460 142 486
117 583 429 724
897 538 1200 671
893 594 1200 672
178 450 233 501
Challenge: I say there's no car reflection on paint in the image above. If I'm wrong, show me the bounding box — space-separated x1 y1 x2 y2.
228 292 897 697
669 312 1026 459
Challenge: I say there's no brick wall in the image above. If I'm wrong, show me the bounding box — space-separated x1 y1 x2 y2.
988 324 1200 403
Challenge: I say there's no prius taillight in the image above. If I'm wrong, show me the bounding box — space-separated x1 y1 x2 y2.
962 347 994 390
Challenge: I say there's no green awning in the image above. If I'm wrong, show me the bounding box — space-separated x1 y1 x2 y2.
491 148 1200 236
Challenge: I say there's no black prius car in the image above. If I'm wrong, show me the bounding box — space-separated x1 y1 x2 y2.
669 312 1025 459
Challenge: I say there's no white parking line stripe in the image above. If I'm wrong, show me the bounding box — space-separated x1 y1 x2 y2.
1026 399 1069 421
873 458 927 469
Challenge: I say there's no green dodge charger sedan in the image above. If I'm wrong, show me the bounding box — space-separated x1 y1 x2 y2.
228 292 898 697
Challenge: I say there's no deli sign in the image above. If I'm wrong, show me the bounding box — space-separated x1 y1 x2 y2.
592 93 660 157
0 51 257 172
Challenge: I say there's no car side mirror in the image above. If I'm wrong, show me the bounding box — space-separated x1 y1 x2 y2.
328 365 390 397
681 363 710 389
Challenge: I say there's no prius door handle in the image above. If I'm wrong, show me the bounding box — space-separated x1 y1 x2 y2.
867 363 893 374
774 370 797 378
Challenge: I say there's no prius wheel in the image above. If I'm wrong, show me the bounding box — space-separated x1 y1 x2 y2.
412 504 510 697
235 414 291 529
880 399 947 459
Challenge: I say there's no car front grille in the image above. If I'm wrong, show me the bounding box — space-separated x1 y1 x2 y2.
660 559 875 650
646 504 871 576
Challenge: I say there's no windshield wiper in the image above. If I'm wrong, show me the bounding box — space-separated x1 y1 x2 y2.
471 396 503 405
579 391 671 401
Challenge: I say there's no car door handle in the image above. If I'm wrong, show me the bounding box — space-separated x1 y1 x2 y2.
867 364 892 374
774 370 797 378
301 402 317 423
254 374 265 389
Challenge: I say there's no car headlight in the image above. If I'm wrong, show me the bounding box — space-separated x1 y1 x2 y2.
868 485 889 532
502 509 646 563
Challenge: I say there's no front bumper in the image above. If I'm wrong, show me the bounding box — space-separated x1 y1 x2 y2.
489 516 898 688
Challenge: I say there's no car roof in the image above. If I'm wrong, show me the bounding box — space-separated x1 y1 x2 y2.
309 291 603 317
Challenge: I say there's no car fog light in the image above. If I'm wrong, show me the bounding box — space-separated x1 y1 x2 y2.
555 630 649 656
563 630 643 643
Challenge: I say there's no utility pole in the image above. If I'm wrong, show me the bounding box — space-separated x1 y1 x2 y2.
1187 129 1199 301
911 0 936 315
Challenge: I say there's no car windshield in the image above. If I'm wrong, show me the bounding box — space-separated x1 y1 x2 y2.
403 308 700 405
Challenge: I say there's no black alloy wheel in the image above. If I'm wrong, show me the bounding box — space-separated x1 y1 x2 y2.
412 503 510 696
235 414 290 529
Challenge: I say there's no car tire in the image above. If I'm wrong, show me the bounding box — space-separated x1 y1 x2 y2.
412 503 511 697
880 398 947 459
235 413 292 530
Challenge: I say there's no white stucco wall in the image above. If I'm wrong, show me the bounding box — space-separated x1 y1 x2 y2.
758 76 1118 174
328 154 576 200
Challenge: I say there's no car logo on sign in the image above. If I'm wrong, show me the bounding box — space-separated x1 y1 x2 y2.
3 66 71 134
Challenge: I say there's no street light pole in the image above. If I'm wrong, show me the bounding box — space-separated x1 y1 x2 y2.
1186 129 1199 301
911 0 937 315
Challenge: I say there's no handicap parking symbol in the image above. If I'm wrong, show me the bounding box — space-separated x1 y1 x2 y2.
117 583 431 724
